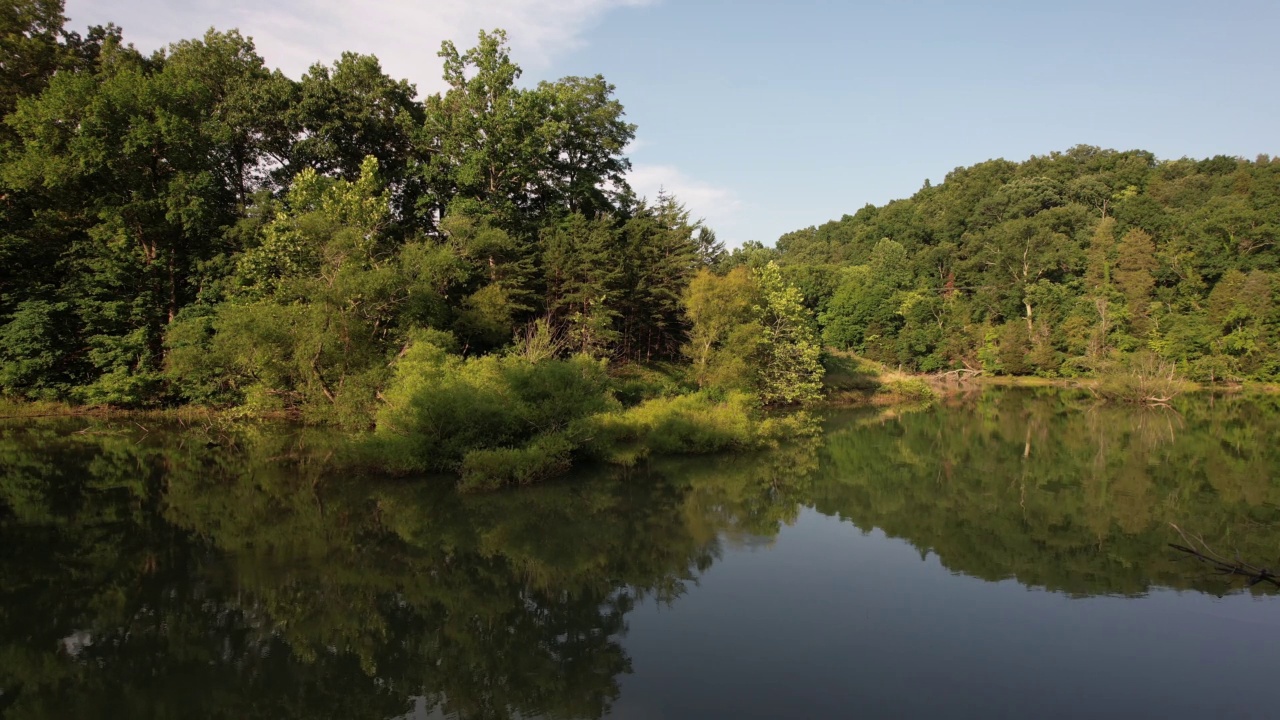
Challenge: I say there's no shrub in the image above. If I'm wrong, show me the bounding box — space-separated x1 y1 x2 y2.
576 391 811 465
363 342 817 490
370 340 615 473
608 363 688 406
881 377 938 404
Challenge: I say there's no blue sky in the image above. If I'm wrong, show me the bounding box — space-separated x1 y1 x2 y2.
68 0 1280 246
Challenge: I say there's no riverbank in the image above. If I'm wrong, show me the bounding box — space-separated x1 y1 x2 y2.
818 350 1280 409
8 360 1275 424
0 398 254 422
0 360 817 493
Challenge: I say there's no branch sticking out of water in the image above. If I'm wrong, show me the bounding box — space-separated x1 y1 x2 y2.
1168 523 1280 589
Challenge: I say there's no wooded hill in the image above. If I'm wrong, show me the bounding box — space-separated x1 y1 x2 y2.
739 146 1280 381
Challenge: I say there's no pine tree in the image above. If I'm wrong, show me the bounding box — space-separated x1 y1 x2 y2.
542 213 621 356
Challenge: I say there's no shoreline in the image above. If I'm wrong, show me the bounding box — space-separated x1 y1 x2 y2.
4 376 1277 423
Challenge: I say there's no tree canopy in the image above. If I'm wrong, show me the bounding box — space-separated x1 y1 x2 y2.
755 145 1280 380
1 5 813 415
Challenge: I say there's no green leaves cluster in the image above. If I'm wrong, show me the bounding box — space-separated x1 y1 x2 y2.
370 338 615 475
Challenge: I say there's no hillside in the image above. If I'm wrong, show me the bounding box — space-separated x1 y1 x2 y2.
747 146 1279 381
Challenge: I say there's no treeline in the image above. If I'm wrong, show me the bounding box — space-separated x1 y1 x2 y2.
742 145 1280 381
1 2 827 419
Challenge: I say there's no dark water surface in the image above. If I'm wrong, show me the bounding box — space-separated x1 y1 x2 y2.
2 389 1279 719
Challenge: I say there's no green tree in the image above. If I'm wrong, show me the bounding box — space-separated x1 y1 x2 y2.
166 157 459 422
288 52 421 215
418 30 634 235
2 31 285 402
1085 216 1116 290
754 262 824 404
615 193 701 361
1115 228 1157 336
683 267 763 392
541 213 621 356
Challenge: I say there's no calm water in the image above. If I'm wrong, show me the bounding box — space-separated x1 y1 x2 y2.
2 389 1279 719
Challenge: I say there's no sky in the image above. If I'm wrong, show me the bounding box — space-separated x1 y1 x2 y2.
65 0 1280 247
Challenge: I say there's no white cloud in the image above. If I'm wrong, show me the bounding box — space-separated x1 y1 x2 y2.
622 137 649 156
628 163 743 241
64 0 654 93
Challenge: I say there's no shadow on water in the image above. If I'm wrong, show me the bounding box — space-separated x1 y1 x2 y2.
1 387 1278 718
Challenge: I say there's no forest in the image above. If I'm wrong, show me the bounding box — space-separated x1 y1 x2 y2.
0 2 825 484
741 146 1280 382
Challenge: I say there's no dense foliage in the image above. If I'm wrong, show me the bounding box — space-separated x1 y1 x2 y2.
0 2 830 487
752 146 1280 381
0 4 778 413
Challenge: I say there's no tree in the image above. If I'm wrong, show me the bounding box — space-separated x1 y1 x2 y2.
1085 216 1116 291
819 239 909 357
1 29 304 403
541 213 621 356
1115 228 1157 336
615 193 701 361
754 262 824 405
535 74 635 217
0 0 70 136
683 267 762 391
682 263 822 404
288 52 421 216
163 30 297 206
167 157 460 422
418 30 634 235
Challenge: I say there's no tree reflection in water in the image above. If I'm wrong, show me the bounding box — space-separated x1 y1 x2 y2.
2 389 1278 718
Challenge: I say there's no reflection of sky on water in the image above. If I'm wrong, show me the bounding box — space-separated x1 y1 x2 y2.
614 509 1280 720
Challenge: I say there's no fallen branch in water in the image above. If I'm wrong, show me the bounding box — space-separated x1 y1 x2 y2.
1168 523 1280 589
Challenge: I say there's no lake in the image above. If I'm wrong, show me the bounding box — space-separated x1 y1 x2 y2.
2 388 1278 719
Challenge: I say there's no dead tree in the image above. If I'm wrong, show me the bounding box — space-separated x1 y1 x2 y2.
1168 523 1279 590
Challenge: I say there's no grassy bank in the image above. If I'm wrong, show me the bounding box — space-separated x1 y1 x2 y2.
0 347 829 492
819 349 1280 409
0 398 253 423
820 351 942 407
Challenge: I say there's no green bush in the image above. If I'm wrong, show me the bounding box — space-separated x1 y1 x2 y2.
1094 352 1191 404
370 340 615 473
362 341 817 490
881 378 938 404
576 391 811 466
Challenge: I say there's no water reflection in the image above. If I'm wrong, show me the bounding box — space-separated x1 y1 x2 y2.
1 390 1278 718
811 389 1280 597
0 420 817 719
